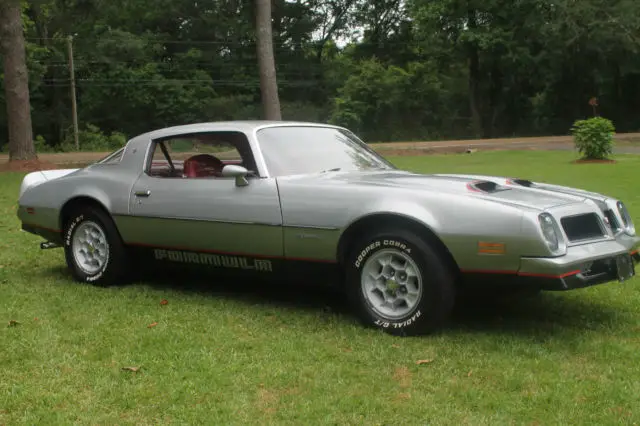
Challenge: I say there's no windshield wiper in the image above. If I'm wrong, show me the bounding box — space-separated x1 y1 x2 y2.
321 167 342 173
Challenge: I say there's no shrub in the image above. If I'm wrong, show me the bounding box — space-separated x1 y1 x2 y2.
3 137 52 153
61 124 127 152
570 117 615 160
33 135 55 153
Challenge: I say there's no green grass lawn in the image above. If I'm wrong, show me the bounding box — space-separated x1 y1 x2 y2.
1 151 640 425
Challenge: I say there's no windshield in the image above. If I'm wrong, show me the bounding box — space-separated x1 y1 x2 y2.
256 126 395 177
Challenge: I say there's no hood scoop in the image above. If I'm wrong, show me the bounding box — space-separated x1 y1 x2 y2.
506 178 535 188
467 180 511 194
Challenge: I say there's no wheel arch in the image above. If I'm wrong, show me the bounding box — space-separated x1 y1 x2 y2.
59 196 113 231
336 213 461 277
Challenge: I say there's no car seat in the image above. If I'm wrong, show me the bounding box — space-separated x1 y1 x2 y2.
183 154 224 178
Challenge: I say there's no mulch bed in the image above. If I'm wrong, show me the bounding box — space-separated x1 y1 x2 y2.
0 159 62 173
572 158 617 164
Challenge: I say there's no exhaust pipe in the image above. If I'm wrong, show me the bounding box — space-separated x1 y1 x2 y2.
40 241 61 250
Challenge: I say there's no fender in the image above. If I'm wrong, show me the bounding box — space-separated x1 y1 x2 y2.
342 199 442 236
336 199 445 264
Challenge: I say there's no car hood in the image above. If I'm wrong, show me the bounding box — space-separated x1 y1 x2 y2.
298 170 590 211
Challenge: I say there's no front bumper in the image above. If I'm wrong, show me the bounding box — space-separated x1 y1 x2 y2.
518 235 640 291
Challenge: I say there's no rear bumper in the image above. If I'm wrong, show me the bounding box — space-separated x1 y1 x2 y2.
21 223 63 245
17 204 63 244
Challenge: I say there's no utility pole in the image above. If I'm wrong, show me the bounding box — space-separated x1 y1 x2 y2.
255 0 282 120
67 35 79 150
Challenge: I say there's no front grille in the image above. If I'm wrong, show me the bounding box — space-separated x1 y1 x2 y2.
561 213 605 242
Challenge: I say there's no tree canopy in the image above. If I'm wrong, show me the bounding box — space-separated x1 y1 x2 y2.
1 0 639 150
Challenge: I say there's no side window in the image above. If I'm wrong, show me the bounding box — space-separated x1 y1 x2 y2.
147 132 256 178
96 147 125 165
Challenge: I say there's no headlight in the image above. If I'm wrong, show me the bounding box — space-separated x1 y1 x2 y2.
617 201 636 235
538 213 566 255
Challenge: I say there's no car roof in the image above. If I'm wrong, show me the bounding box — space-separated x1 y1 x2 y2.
129 120 342 143
121 121 347 174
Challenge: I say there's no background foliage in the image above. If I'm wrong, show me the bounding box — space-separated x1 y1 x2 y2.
1 0 640 150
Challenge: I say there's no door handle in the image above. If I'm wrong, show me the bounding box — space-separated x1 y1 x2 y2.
135 190 151 197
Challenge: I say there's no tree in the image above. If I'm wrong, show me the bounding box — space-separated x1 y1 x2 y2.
0 0 36 160
0 0 638 148
255 0 282 120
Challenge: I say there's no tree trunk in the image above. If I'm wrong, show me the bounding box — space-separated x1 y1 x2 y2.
255 0 281 120
487 60 503 138
468 46 483 139
466 10 483 139
0 0 36 160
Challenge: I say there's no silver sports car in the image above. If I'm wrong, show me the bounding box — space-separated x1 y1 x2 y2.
17 121 640 335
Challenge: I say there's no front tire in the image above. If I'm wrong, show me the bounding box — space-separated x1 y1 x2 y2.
345 229 456 336
63 206 129 287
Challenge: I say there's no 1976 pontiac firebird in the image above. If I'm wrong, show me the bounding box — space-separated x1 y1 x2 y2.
17 122 640 335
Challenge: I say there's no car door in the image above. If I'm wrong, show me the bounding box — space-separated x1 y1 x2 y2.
119 132 284 272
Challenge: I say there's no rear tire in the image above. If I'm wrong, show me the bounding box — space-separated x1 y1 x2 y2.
345 228 456 336
63 206 129 287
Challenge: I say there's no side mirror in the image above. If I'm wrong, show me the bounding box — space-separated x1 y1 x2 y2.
221 164 250 187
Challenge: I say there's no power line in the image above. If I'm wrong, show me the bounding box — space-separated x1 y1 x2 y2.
41 80 321 88
43 71 324 82
28 59 334 71
24 36 415 46
23 35 319 42
26 37 259 44
29 59 331 73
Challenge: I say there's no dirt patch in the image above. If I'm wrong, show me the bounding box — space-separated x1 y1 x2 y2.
392 367 413 404
393 366 413 388
2 131 638 168
572 158 617 164
0 151 108 168
377 148 439 156
0 159 62 173
255 386 300 416
371 132 640 149
393 392 412 402
256 388 279 415
376 144 540 156
376 146 471 156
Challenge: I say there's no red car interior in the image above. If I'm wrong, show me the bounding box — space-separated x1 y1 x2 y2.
182 154 225 178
